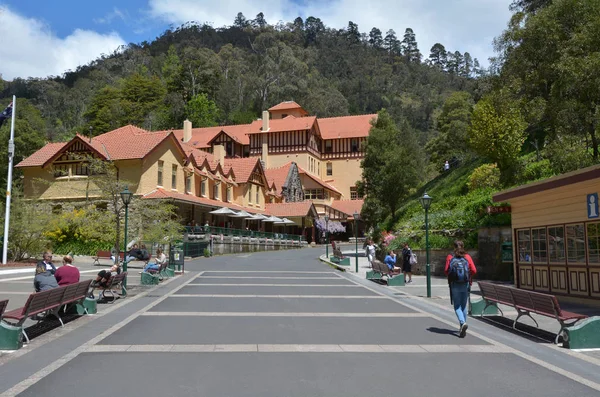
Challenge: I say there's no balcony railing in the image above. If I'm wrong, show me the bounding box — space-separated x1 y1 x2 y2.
184 226 304 242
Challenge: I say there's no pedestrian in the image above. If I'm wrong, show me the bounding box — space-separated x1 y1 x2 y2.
33 264 58 292
444 160 450 171
384 250 399 272
365 239 376 268
444 240 477 338
401 242 413 283
37 251 57 274
54 255 80 286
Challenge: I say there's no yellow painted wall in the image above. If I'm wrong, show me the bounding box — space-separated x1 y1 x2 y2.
140 138 187 194
268 152 310 171
321 158 363 199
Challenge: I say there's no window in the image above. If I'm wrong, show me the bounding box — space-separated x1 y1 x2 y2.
325 140 332 153
171 165 177 189
73 162 89 176
587 222 600 264
531 228 547 263
281 113 288 118
157 161 163 186
304 189 325 200
548 226 565 263
566 224 586 263
54 164 70 178
350 186 358 200
185 174 192 193
201 179 206 197
248 185 253 203
226 142 233 157
351 138 359 152
227 185 232 202
517 229 531 263
243 146 250 157
256 185 260 204
213 183 220 200
326 162 332 176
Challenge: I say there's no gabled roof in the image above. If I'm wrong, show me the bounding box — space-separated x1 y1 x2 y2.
330 199 364 216
17 125 187 168
268 101 308 115
16 142 69 167
247 116 317 134
264 162 341 195
223 157 262 183
318 114 377 139
265 201 318 218
168 124 251 147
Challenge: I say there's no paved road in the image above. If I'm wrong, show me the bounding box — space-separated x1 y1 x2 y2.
1 248 600 396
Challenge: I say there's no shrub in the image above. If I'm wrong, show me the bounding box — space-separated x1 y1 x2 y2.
467 164 500 191
521 159 554 182
203 248 211 257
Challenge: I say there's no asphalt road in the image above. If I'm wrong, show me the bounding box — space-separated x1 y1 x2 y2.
1 247 599 396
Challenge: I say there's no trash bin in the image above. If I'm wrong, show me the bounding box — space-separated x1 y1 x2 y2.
170 246 184 272
501 242 513 263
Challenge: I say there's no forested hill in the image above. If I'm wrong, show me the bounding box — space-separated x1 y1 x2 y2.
0 13 480 147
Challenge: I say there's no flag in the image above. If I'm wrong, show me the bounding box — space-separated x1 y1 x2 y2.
0 102 13 128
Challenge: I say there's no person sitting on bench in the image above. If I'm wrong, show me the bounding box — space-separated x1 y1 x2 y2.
125 244 140 262
138 244 150 262
33 264 59 292
54 255 80 286
143 248 167 273
92 264 121 288
384 250 400 271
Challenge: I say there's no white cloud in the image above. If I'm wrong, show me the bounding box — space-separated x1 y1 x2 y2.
148 0 512 64
0 7 126 80
94 7 127 25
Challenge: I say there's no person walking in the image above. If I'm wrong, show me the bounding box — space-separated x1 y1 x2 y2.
444 240 477 338
365 239 376 268
401 243 413 283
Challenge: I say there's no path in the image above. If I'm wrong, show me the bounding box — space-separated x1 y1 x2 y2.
0 248 599 396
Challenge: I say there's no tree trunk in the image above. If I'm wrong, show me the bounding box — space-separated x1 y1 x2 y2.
590 116 599 161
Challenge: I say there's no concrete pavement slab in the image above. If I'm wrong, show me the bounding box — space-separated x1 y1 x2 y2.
148 296 418 313
177 285 380 296
201 271 336 277
16 352 599 397
190 277 355 285
98 316 489 345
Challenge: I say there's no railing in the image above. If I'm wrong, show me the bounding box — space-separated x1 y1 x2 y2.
184 226 304 242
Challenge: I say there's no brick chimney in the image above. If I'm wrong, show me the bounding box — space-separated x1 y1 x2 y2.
262 110 270 132
214 144 225 165
183 119 192 143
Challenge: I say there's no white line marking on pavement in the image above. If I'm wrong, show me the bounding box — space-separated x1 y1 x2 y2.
185 283 359 287
141 312 429 317
0 271 204 397
0 292 32 295
83 344 512 353
0 269 98 283
171 294 387 299
199 271 334 274
199 276 342 280
339 272 600 391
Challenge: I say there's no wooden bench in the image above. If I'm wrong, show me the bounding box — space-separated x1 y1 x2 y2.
2 280 92 343
0 299 8 318
89 272 128 303
93 250 122 265
330 242 350 266
367 259 404 286
477 281 588 344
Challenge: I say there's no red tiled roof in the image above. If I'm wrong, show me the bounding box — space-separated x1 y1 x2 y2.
143 188 264 213
318 114 377 139
268 101 307 113
223 157 261 183
247 116 316 134
264 164 291 193
169 124 251 147
265 201 317 218
330 199 364 217
297 166 341 195
16 142 69 167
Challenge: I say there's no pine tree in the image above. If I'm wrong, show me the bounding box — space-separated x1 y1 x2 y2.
346 21 361 44
461 52 473 78
368 28 383 49
428 43 447 70
401 28 421 63
384 29 401 57
233 12 249 28
253 12 267 29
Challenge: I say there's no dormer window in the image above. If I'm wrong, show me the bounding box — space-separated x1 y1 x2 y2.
351 138 359 152
325 140 333 153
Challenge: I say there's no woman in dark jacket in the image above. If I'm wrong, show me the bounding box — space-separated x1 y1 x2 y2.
33 264 59 292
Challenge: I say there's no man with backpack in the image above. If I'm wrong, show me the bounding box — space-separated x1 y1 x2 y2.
444 240 477 338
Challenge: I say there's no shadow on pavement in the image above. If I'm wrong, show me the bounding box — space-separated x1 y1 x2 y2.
427 326 458 337
473 315 558 344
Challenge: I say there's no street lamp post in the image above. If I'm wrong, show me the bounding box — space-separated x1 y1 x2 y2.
419 192 432 298
120 186 133 296
324 215 329 259
354 211 360 273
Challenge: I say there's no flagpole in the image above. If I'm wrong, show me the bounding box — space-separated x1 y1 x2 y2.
2 96 16 264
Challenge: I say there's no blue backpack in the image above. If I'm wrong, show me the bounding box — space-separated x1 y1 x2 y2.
448 256 469 283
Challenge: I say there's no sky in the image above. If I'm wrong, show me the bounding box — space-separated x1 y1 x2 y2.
0 0 513 81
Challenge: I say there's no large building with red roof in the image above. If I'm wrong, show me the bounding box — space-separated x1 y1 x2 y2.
17 102 370 242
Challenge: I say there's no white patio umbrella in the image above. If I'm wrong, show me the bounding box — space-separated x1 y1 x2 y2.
274 217 295 234
230 210 252 229
209 207 237 215
263 215 283 223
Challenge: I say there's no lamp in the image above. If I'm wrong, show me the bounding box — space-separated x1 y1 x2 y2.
324 215 330 258
419 192 432 298
120 186 133 296
354 211 360 273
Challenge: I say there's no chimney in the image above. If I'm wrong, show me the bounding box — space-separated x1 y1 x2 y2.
183 119 192 143
214 144 225 165
262 110 270 132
